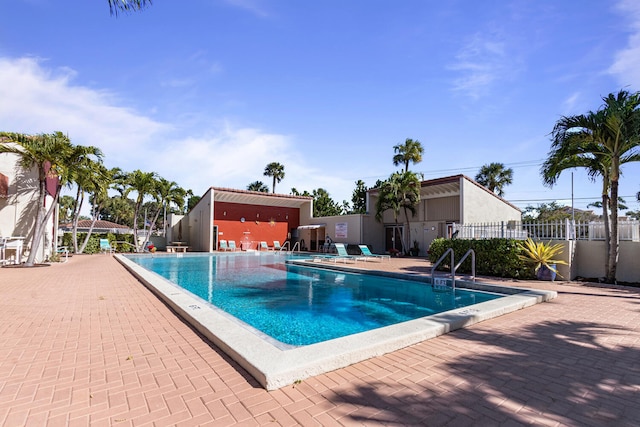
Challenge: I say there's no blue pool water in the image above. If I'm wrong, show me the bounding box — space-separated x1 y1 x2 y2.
126 253 503 346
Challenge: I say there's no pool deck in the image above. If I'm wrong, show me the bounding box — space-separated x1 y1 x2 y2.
1 254 639 426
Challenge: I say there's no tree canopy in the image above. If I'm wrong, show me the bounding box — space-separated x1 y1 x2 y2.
263 162 285 193
475 162 514 196
543 89 640 282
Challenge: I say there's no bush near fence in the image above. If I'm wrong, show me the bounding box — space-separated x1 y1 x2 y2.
428 238 534 279
61 233 137 254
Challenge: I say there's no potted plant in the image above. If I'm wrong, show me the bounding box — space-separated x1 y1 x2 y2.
517 238 567 281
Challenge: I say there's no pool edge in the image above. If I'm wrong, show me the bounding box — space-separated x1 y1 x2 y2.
115 254 557 390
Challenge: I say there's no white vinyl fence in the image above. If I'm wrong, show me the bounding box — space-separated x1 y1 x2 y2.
453 219 640 242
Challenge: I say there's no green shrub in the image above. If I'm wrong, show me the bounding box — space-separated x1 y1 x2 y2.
428 238 534 279
61 233 137 254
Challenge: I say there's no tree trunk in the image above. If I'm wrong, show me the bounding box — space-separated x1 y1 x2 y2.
601 192 611 280
25 176 48 266
402 205 412 255
607 179 620 283
140 208 161 251
71 188 84 254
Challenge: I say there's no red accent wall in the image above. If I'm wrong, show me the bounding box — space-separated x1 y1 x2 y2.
214 202 300 250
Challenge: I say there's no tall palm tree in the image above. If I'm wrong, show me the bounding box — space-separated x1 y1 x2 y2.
77 165 112 254
108 0 151 15
392 138 424 172
247 181 270 192
0 132 101 265
544 90 640 283
152 178 186 241
542 124 613 273
263 162 285 193
123 170 158 252
375 171 422 254
66 148 106 253
475 162 514 196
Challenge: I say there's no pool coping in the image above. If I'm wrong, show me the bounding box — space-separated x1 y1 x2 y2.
115 254 557 390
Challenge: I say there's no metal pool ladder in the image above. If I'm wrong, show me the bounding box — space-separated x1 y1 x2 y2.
278 241 301 253
430 248 476 289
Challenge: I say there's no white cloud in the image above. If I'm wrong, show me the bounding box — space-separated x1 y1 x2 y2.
562 92 581 113
0 56 356 203
0 56 167 166
223 0 271 18
449 32 509 100
609 0 640 88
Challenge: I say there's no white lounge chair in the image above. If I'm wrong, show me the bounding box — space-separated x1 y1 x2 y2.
313 243 358 263
228 240 238 251
358 245 390 261
219 240 232 251
260 241 274 251
99 239 113 254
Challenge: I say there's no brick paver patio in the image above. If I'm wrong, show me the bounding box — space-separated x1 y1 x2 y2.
1 254 639 426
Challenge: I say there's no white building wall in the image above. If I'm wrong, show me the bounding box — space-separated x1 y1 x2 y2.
185 188 214 252
0 147 56 263
461 178 521 223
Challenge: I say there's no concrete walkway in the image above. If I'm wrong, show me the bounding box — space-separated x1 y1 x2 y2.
1 254 639 426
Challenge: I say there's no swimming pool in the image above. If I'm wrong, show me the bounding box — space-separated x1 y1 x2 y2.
117 252 557 389
125 253 502 346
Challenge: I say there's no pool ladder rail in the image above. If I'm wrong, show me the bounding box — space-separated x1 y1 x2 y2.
278 241 301 253
430 248 476 290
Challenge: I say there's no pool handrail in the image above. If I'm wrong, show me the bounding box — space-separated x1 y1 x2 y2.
454 249 476 286
430 248 476 290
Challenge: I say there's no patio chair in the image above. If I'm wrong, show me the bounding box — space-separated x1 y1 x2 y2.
0 237 6 265
57 246 70 262
358 245 390 261
313 243 358 264
219 240 231 251
260 241 274 251
99 239 113 254
228 240 238 251
273 241 282 251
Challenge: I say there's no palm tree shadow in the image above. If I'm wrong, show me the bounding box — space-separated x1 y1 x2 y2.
329 320 640 425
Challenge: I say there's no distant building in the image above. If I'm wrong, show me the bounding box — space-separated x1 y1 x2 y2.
172 175 522 256
60 220 132 234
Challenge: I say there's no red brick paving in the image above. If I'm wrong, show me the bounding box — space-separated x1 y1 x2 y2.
1 254 639 426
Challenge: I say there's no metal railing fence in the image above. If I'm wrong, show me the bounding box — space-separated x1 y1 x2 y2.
453 219 640 242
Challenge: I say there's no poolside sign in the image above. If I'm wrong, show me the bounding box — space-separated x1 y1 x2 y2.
335 222 348 238
433 277 450 290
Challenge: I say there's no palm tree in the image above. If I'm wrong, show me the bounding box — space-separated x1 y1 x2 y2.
0 132 101 265
375 171 422 254
392 138 424 172
263 162 285 193
544 90 640 283
153 178 186 240
123 170 158 252
108 0 151 15
475 162 514 196
77 165 112 254
66 149 106 253
542 132 613 266
247 181 270 192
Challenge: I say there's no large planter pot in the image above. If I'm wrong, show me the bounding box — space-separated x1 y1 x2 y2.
537 264 557 281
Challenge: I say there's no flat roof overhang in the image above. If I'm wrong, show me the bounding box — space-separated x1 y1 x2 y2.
211 187 311 208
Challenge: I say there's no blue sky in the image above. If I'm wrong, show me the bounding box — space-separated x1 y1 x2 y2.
2 0 640 214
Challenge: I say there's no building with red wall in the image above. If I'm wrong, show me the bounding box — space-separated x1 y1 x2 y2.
177 187 313 252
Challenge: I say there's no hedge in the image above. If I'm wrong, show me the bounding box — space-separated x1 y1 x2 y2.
427 238 534 279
